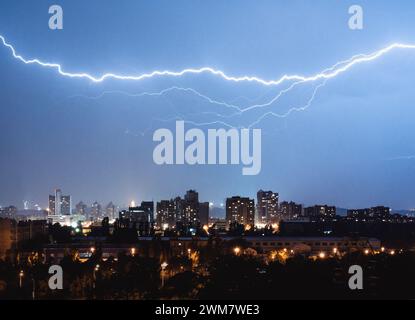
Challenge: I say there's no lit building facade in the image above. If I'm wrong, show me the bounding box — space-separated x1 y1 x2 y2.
75 201 87 216
280 201 303 220
257 190 279 224
226 196 255 227
91 202 103 220
347 206 390 220
61 195 72 216
48 189 71 224
156 199 176 229
119 204 153 236
303 205 336 218
0 206 17 219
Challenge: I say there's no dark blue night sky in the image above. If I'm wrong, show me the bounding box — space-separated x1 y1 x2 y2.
1 0 415 210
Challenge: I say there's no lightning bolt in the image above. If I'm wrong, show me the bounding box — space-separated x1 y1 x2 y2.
2 34 415 133
69 86 242 113
246 80 328 128
69 82 324 127
1 34 415 86
62 39 415 123
142 79 325 132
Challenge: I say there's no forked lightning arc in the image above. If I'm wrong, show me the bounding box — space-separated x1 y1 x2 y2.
1 34 415 128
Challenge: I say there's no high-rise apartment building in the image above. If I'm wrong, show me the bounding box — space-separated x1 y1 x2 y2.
156 190 209 229
156 200 177 228
48 189 71 223
91 202 102 220
61 195 72 216
279 201 303 220
199 202 210 226
257 190 279 224
226 196 255 227
75 201 87 216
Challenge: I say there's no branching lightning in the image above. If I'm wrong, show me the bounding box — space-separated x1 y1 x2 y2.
1 34 415 132
246 79 328 128
69 86 242 113
143 79 327 130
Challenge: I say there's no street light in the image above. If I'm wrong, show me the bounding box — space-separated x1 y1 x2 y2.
233 247 241 255
161 262 168 287
93 264 100 289
131 248 136 256
19 270 24 288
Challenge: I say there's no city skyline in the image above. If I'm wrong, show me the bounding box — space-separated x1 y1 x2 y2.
2 186 414 218
1 187 415 213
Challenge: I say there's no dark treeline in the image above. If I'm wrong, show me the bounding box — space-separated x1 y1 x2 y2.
1 249 415 300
